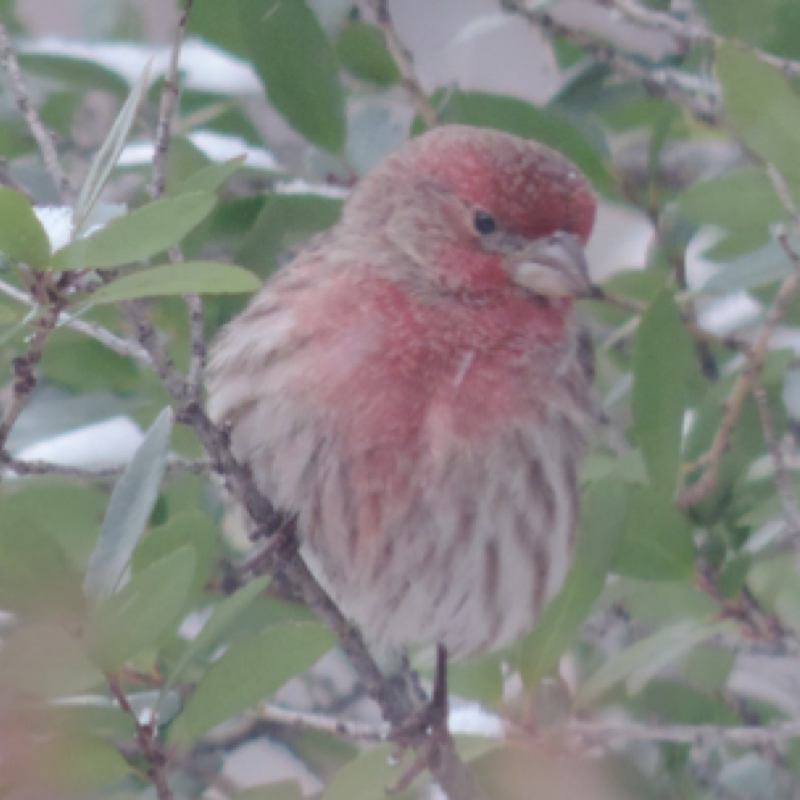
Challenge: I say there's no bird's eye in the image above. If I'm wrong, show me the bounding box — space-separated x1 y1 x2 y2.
473 210 497 235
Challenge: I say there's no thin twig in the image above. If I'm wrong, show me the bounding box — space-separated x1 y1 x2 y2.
1 453 210 480
259 702 800 750
0 277 153 364
753 380 800 535
679 170 800 508
121 0 195 403
0 277 64 455
185 292 205 396
108 674 173 800
261 703 386 742
149 0 206 401
612 0 800 80
371 0 439 128
0 19 72 203
566 718 800 748
591 285 745 352
149 0 193 201
500 0 720 122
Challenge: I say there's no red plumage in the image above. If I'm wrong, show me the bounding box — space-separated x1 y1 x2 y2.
208 125 596 658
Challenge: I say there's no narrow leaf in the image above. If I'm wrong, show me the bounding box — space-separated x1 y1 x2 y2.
162 575 270 693
677 166 785 244
170 622 334 743
0 187 51 268
83 408 172 603
632 291 696 496
324 744 417 800
0 622 104 698
520 477 626 688
52 192 216 270
18 53 129 98
166 155 248 196
717 43 800 191
237 193 342 276
237 782 305 800
85 546 196 671
701 237 798 294
87 261 260 304
26 734 131 795
336 22 401 85
576 619 734 708
74 60 152 234
613 486 695 581
237 0 346 152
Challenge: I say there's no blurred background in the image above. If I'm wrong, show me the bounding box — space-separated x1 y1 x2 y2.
2 0 800 798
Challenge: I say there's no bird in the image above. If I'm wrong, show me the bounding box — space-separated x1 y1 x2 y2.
208 124 596 666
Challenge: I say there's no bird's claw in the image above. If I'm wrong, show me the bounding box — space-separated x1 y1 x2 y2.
385 644 450 793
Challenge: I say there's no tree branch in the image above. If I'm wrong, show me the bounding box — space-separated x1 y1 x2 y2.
752 380 800 537
261 703 386 742
612 0 800 80
499 0 720 122
567 718 800 748
371 0 439 128
679 168 800 508
0 274 64 457
108 674 173 800
0 19 72 203
0 277 153 365
149 0 206 403
1 453 210 480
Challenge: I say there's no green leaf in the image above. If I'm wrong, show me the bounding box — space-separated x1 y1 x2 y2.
432 90 614 195
677 165 784 250
683 646 735 693
323 744 418 800
717 42 800 192
684 384 766 524
575 618 734 708
632 291 696 496
43 703 137 739
238 193 342 276
0 187 51 268
237 0 346 152
52 192 216 270
605 578 716 626
336 22 400 85
87 261 260 304
613 486 695 581
631 679 737 725
132 510 217 600
170 622 334 743
701 238 796 294
189 0 248 58
162 575 270 693
520 477 626 688
74 60 152 234
0 480 105 573
166 155 248 197
236 782 305 800
85 546 197 671
83 408 173 603
447 655 504 706
18 53 130 98
749 554 800 633
0 622 103 697
23 734 131 795
0 494 86 619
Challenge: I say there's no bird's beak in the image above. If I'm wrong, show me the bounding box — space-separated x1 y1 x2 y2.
510 232 592 299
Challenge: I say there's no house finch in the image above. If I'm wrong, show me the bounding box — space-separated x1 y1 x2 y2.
208 125 596 660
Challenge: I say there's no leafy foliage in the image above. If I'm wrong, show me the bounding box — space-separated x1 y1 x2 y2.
2 1 800 798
